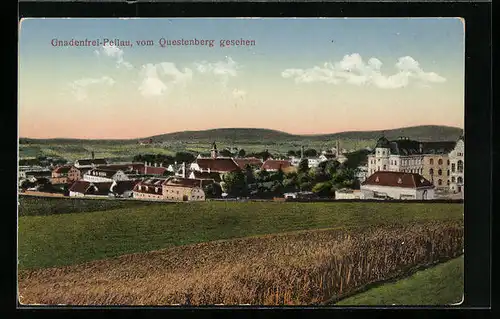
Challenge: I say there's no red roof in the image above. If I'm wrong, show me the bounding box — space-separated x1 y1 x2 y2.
234 157 263 169
53 166 72 174
133 178 165 194
164 177 210 188
261 159 292 171
139 166 168 175
195 158 240 173
69 181 92 193
69 181 113 195
362 171 434 189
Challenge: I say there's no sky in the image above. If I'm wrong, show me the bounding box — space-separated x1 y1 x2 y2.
18 18 465 139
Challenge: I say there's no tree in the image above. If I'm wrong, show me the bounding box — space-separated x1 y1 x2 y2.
175 152 195 164
244 164 256 184
255 170 270 183
270 180 284 196
312 181 334 198
303 149 318 157
203 183 222 198
238 149 246 157
163 171 174 177
219 149 233 157
223 171 247 197
298 158 309 174
286 150 297 157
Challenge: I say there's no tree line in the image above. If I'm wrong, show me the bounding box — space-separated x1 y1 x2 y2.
205 158 359 199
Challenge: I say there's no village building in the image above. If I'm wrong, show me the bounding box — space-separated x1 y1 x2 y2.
109 180 139 198
132 178 165 201
234 157 263 170
360 171 435 200
190 157 241 176
74 158 109 168
50 165 72 184
367 135 463 193
261 159 292 172
319 153 337 162
335 188 361 200
162 177 206 202
24 170 52 182
83 168 130 183
67 166 89 182
422 153 450 190
138 162 168 176
188 171 222 183
448 135 465 194
69 180 113 197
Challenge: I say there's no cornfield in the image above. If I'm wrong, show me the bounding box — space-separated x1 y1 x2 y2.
18 220 463 305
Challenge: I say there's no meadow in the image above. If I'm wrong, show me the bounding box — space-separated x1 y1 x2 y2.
18 138 375 162
18 195 157 216
18 221 463 305
18 198 463 270
336 255 464 305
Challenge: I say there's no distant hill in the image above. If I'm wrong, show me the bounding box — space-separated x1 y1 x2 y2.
19 125 463 145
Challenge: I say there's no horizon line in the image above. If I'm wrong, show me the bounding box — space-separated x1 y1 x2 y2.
18 124 464 141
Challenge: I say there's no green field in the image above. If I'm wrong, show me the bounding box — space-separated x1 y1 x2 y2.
18 196 157 216
18 199 463 270
336 255 464 306
19 140 373 162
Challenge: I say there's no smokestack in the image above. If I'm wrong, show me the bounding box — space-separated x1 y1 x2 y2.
182 162 186 178
91 151 95 160
144 161 147 175
155 163 157 167
160 162 163 167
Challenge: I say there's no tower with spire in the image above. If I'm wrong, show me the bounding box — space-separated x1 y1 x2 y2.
211 141 218 159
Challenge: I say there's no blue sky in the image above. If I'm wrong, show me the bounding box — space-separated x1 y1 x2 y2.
19 18 465 138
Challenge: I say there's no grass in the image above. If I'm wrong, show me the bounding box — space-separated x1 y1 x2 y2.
18 139 374 162
336 255 464 306
18 196 158 216
18 222 463 305
18 200 463 270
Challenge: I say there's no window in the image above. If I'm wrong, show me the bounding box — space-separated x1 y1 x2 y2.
457 177 463 184
378 159 380 162
429 159 434 165
447 160 450 165
438 169 442 176
452 176 456 182
447 180 450 186
438 179 442 186
377 166 380 171
447 170 450 176
383 165 386 170
457 160 463 173
429 168 434 175
451 163 456 172
438 159 443 165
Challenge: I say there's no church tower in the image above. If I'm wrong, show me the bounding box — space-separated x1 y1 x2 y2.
211 141 218 159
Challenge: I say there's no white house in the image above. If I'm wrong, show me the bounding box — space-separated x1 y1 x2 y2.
69 180 113 197
335 189 361 199
360 171 435 200
83 169 130 183
448 135 464 194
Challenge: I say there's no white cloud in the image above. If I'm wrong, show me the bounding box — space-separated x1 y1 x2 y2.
281 53 446 89
138 62 193 98
194 56 239 87
70 76 115 101
232 88 247 99
95 44 133 70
